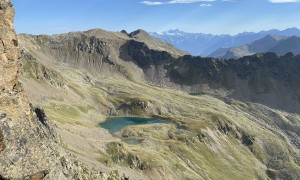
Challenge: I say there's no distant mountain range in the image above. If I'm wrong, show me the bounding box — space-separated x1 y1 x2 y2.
150 28 300 56
214 35 300 59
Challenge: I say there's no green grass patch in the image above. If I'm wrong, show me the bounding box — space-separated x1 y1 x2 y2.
69 84 86 98
77 105 94 114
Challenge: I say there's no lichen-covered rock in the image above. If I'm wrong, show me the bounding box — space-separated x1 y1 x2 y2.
0 1 54 178
0 0 19 91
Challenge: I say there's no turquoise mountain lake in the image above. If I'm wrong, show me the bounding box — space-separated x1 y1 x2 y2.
100 117 164 134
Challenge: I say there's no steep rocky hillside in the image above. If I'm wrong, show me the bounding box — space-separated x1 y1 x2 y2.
17 25 300 179
19 49 300 179
121 40 300 112
19 31 300 113
0 1 57 178
19 29 185 82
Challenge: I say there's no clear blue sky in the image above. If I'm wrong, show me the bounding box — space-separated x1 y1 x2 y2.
12 0 300 35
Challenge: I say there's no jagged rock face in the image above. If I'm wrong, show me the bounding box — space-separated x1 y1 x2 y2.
120 40 174 68
36 34 112 69
119 38 300 112
121 44 300 112
171 53 300 112
0 0 55 178
0 0 19 91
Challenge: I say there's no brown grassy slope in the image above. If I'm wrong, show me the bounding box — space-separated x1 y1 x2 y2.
19 44 300 179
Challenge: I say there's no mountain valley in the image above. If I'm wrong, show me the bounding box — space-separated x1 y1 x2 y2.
16 28 300 179
1 1 300 179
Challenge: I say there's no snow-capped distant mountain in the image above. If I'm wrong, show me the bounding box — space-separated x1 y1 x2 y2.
150 28 300 56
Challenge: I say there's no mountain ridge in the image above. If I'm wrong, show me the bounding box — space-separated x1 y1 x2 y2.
213 35 300 59
19 29 300 113
151 28 300 56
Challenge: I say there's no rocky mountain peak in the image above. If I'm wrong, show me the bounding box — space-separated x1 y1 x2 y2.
120 29 129 35
129 29 149 38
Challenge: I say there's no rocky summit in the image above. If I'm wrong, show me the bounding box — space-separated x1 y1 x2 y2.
1 0 300 180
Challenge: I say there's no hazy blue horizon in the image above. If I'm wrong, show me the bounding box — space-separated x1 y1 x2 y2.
12 0 300 35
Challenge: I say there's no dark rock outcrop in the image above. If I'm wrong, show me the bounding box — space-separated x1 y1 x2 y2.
120 40 174 68
120 41 300 112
